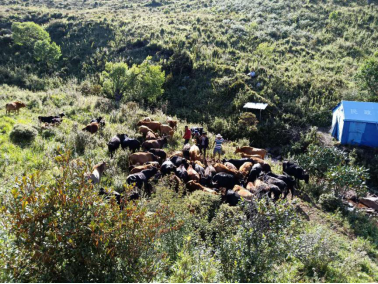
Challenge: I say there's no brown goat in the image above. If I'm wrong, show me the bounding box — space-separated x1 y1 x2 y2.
6 101 26 115
82 122 99 134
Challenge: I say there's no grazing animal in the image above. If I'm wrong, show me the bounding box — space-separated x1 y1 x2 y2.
266 172 296 198
240 153 266 164
120 136 140 153
201 164 216 187
107 134 122 158
235 146 267 159
99 188 121 205
148 148 167 161
233 185 253 200
127 190 141 201
283 161 310 184
222 158 255 169
214 163 243 179
239 162 253 177
129 152 159 166
167 118 177 129
146 131 158 140
263 175 287 199
160 124 174 137
126 167 158 190
82 122 99 134
170 151 184 158
187 165 200 182
142 137 168 151
38 113 65 125
224 189 241 206
86 162 107 185
189 145 200 161
139 125 155 136
161 160 176 176
182 143 191 160
130 164 155 174
144 161 160 168
261 163 271 173
212 172 239 189
247 163 263 183
170 156 189 168
192 162 205 177
175 164 189 183
225 162 238 171
142 117 153 122
5 101 26 115
137 120 161 132
251 179 282 200
186 181 217 194
90 117 105 127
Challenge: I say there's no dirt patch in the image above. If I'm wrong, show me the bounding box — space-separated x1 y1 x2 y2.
317 127 335 147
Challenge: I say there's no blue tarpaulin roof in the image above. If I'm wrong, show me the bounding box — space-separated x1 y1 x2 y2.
333 101 378 123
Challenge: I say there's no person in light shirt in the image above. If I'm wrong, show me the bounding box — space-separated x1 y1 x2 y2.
212 134 224 161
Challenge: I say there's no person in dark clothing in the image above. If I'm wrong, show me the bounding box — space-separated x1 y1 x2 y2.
198 132 209 158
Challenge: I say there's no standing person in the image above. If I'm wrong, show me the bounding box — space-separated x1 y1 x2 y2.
213 134 224 162
183 125 191 145
194 130 201 145
199 132 209 159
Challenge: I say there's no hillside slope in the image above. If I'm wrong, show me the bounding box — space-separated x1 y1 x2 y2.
1 0 378 146
0 84 378 282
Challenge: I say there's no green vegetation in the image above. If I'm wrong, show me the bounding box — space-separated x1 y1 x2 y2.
0 0 377 145
1 0 378 282
101 57 165 103
0 85 376 282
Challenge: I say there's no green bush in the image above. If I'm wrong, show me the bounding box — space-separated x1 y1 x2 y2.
115 149 129 172
326 165 369 197
319 193 343 212
0 151 179 282
9 124 38 144
11 22 50 46
296 144 347 177
294 226 338 278
214 199 300 282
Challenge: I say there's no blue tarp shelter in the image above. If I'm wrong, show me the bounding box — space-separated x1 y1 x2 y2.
331 101 378 147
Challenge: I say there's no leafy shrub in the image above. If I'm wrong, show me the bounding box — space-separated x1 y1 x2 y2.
34 39 61 66
115 149 129 172
326 164 369 197
9 124 38 144
11 22 50 46
214 199 300 282
167 237 222 283
319 193 343 212
102 57 165 103
357 56 378 98
294 226 338 278
296 144 347 177
0 151 179 282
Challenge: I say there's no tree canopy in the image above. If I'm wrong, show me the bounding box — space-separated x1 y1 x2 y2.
102 57 165 103
11 21 61 67
11 21 50 46
358 56 378 99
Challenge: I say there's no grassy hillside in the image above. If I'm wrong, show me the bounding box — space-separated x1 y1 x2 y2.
0 84 378 282
1 0 378 282
1 0 378 146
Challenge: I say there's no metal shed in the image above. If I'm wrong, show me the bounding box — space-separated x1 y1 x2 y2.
243 102 268 120
331 100 378 147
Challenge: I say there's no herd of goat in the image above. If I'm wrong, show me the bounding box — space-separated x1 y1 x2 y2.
4 101 310 207
87 117 310 207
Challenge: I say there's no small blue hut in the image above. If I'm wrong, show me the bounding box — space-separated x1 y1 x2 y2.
331 101 378 147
